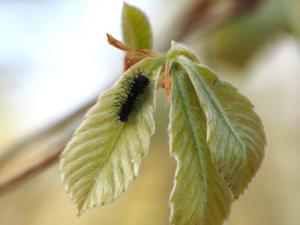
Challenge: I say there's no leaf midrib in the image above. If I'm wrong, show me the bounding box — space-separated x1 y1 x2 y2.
178 58 245 155
79 124 125 210
173 73 208 196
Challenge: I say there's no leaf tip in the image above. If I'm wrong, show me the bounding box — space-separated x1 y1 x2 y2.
122 2 136 19
121 2 152 50
122 2 139 13
122 1 130 10
76 209 83 217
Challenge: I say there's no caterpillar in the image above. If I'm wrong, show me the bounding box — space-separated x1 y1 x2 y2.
118 74 150 122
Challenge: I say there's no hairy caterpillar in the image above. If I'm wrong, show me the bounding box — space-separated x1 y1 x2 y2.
118 74 150 122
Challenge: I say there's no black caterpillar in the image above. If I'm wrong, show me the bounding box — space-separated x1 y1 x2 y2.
118 74 150 122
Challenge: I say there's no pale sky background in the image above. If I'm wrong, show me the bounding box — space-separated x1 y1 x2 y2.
0 0 300 143
0 0 158 138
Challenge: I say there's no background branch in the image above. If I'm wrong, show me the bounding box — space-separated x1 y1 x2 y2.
0 146 62 196
0 96 97 195
0 96 97 165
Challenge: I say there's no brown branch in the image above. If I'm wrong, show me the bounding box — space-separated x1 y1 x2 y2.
0 146 62 196
0 96 97 166
174 0 264 43
0 96 97 195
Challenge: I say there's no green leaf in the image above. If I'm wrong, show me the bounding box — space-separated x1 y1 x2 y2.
169 66 232 225
122 3 153 50
167 41 201 63
60 58 162 215
176 57 266 198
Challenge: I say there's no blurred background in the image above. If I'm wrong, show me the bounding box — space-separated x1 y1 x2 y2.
0 0 300 225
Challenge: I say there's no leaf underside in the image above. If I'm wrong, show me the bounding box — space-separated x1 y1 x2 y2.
60 23 267 225
60 58 161 215
122 3 153 50
169 67 232 225
176 57 266 198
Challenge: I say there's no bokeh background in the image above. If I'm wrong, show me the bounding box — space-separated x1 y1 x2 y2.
1 0 300 225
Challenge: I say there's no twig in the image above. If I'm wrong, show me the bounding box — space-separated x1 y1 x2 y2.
173 0 263 46
0 146 62 196
0 96 97 165
0 96 97 195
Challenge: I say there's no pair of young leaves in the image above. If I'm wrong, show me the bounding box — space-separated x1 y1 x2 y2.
60 3 266 225
60 43 266 225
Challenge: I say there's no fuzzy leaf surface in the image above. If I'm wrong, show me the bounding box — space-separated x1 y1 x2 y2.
60 58 162 215
169 67 232 225
176 57 266 197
